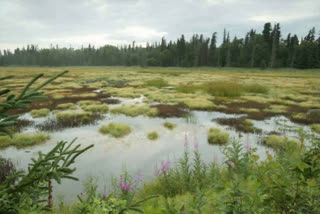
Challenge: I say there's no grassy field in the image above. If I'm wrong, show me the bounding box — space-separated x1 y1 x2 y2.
1 66 320 213
1 66 319 125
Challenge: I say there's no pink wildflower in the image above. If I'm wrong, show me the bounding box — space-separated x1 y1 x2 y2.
160 160 171 173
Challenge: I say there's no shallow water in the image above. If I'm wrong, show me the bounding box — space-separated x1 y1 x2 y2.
0 99 316 203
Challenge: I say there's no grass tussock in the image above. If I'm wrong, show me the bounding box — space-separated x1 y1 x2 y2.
0 133 50 148
262 135 299 151
99 122 131 138
311 124 320 134
110 105 158 117
30 108 50 118
207 128 229 145
56 103 77 110
77 100 101 108
147 131 159 140
82 103 109 113
163 122 176 130
143 79 169 88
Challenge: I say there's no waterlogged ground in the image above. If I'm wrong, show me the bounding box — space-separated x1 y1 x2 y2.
1 96 318 203
1 66 320 203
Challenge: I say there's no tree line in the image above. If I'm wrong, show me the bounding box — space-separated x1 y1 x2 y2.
1 23 319 69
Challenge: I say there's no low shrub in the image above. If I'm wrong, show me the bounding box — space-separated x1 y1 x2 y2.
30 108 50 118
99 122 131 138
163 122 176 130
0 133 50 148
111 105 158 117
147 131 159 140
207 128 229 145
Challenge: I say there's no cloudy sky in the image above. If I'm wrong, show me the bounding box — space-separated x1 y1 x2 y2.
1 0 319 50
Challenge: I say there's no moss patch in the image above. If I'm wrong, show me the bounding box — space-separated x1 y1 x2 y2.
147 131 159 140
30 108 50 118
0 133 50 149
207 128 229 145
82 103 109 113
56 103 77 110
261 135 299 151
99 122 131 138
111 105 158 117
311 124 320 134
163 122 176 130
216 117 261 133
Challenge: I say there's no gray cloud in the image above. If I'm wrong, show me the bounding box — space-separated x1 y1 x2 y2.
0 0 319 50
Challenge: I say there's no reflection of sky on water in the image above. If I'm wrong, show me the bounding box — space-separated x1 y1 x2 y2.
1 102 316 204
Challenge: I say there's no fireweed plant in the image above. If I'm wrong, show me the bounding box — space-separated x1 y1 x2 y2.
138 133 320 213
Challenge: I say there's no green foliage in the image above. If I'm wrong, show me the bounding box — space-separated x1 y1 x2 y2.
140 135 320 213
111 104 158 117
147 131 159 140
99 122 131 138
0 139 93 213
0 71 68 136
163 121 176 130
0 132 50 148
143 79 169 88
207 128 229 145
30 108 50 118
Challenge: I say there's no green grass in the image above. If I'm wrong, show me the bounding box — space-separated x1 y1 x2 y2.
56 103 77 110
207 128 229 145
0 133 50 148
262 135 299 151
163 121 176 130
143 79 169 88
147 131 159 140
30 108 50 118
82 103 109 113
77 100 101 108
99 122 131 138
56 112 92 123
110 105 158 117
311 124 320 134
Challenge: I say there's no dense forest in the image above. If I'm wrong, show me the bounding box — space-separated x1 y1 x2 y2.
1 23 319 69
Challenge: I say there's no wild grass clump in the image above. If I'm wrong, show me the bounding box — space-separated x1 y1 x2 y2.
143 79 169 88
99 122 131 138
207 128 229 145
311 124 320 134
147 131 159 140
82 103 109 113
184 82 270 97
0 133 50 148
163 122 176 130
30 108 50 118
56 103 77 110
77 100 101 108
110 105 158 117
262 135 299 151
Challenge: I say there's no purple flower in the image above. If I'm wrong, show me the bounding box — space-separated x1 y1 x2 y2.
102 193 106 200
244 142 251 152
227 160 236 168
160 160 171 173
194 142 199 150
154 168 159 176
212 155 217 164
135 173 143 182
119 181 134 192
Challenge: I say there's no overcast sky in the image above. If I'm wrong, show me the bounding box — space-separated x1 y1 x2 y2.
1 0 319 50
